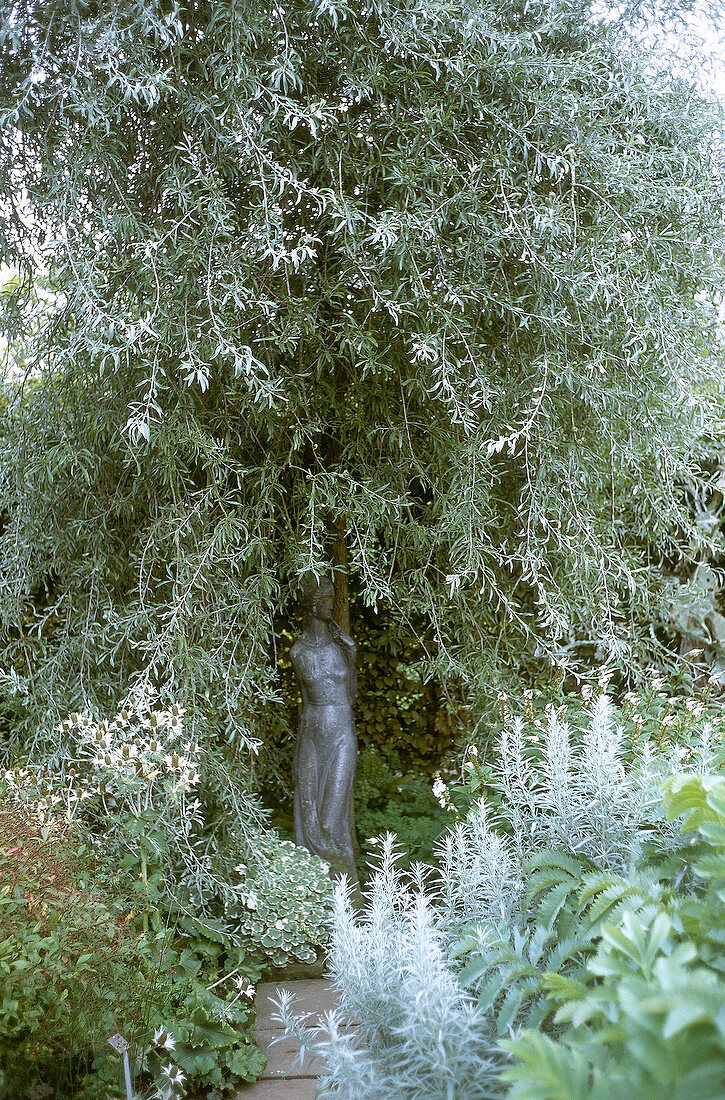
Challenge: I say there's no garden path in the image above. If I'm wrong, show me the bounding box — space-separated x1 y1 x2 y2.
235 978 344 1100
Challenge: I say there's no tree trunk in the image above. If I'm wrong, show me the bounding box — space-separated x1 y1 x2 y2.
330 514 350 633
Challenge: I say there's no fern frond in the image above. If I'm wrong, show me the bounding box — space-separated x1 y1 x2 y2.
524 850 588 876
501 1030 597 1099
578 870 627 906
536 878 581 930
524 867 578 909
459 939 528 988
580 880 642 924
539 972 590 1002
544 928 594 974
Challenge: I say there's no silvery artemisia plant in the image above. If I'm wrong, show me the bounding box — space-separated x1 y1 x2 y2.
280 696 700 1095
273 841 506 1100
494 694 674 872
436 804 523 934
434 696 679 943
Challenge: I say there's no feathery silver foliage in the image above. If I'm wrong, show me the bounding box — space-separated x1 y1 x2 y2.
290 841 504 1099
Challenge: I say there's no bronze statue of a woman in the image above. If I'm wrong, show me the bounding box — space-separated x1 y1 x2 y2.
290 575 358 886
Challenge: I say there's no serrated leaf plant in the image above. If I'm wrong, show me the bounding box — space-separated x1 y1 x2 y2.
501 774 725 1099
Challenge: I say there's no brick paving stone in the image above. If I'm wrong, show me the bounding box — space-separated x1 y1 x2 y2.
254 980 341 1029
255 1028 329 1079
235 1076 320 1099
234 978 350 1100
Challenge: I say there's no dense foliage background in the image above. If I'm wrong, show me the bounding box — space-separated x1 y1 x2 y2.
0 0 723 750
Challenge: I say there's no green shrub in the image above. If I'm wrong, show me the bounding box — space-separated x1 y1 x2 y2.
0 804 137 1098
0 802 266 1100
228 837 333 966
132 926 265 1100
353 746 455 874
1 691 335 1095
502 774 725 1099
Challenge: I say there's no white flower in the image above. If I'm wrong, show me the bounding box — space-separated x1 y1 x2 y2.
161 1064 185 1084
152 1028 176 1051
432 775 448 808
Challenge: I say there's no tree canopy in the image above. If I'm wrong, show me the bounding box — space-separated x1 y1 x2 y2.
0 0 723 744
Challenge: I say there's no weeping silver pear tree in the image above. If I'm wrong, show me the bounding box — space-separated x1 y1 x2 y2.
0 0 723 751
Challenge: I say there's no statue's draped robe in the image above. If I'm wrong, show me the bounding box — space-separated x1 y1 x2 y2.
291 637 357 881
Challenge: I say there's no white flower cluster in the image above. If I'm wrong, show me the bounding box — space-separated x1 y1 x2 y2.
0 762 97 822
62 701 201 795
0 697 201 824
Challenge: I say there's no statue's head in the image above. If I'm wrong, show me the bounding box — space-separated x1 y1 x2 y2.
301 573 335 623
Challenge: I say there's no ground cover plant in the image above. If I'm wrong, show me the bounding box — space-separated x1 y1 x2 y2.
275 693 725 1099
